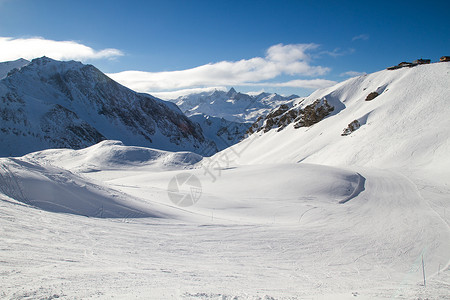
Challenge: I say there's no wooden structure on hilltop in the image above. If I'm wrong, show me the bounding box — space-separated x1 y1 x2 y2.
413 59 431 64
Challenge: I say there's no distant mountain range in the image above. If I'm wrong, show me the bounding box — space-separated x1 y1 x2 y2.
169 87 299 123
0 57 216 157
188 114 251 154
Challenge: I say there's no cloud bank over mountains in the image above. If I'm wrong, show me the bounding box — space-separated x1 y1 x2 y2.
108 43 336 95
0 37 338 97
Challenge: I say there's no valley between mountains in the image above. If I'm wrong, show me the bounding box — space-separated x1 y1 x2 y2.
0 58 449 299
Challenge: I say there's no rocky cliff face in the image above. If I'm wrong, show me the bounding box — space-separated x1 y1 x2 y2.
0 57 215 157
246 97 335 134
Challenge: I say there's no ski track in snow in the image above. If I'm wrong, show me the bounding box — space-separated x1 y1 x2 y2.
0 157 449 299
1 63 450 299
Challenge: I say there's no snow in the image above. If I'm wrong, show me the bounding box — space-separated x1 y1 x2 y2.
0 57 213 157
170 87 298 123
0 58 29 79
189 114 251 154
221 63 450 173
1 63 450 299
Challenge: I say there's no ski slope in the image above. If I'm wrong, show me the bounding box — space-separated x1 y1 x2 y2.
1 63 449 299
1 143 449 298
221 63 450 174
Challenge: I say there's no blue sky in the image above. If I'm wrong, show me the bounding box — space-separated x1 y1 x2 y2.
0 0 448 98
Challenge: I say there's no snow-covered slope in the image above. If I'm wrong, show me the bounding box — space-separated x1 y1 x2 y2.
0 57 214 157
189 114 251 154
1 62 449 299
221 62 450 176
26 140 203 172
0 58 29 79
1 139 449 298
170 87 298 122
0 140 203 218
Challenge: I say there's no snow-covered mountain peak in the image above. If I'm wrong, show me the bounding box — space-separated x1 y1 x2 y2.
17 56 106 83
0 58 30 79
0 58 215 157
226 87 237 97
170 87 299 122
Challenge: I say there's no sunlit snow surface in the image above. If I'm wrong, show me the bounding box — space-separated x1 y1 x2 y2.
1 63 450 299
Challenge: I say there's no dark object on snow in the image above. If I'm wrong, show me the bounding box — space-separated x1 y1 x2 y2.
413 59 431 64
293 99 334 128
440 56 450 62
387 65 401 70
365 92 379 101
387 61 420 70
342 120 361 136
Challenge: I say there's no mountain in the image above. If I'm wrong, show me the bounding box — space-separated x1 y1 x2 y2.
1 61 449 299
188 114 251 154
0 57 215 157
169 87 299 123
219 62 450 175
0 58 29 79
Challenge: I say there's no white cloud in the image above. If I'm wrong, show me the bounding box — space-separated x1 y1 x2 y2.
240 79 337 89
151 86 227 100
352 34 369 41
266 43 315 62
246 89 268 96
340 71 367 77
0 37 123 62
152 78 337 99
108 43 330 93
266 79 337 89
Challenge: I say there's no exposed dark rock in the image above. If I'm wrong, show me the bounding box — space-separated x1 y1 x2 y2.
293 99 334 128
341 120 361 136
40 104 106 148
365 92 379 101
246 98 335 134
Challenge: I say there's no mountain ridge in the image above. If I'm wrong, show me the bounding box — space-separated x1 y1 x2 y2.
0 57 215 157
217 62 450 176
0 58 29 79
169 87 299 123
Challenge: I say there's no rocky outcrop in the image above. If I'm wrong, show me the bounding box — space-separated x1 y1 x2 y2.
293 99 334 128
246 98 335 134
40 104 106 148
365 92 379 101
341 120 361 136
